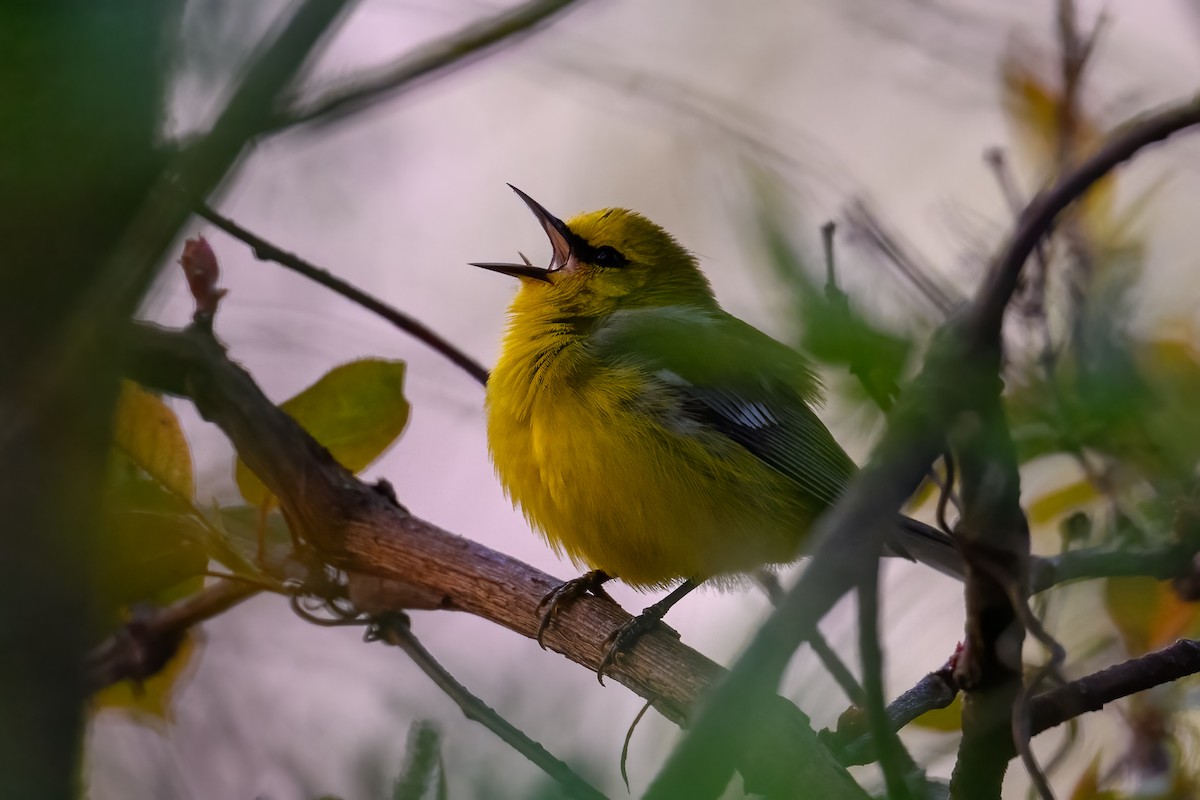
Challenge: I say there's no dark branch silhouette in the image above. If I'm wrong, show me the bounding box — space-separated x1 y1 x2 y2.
197 205 489 385
271 0 586 132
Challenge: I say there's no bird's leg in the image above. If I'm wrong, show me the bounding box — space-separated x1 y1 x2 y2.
597 579 700 683
536 569 613 648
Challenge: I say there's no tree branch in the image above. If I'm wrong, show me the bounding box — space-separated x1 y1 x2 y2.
369 613 605 800
196 205 489 385
271 0 586 132
84 579 259 693
857 564 919 799
832 638 1200 770
123 320 867 799
829 664 959 767
1032 543 1194 592
948 365 1033 799
1030 639 1200 737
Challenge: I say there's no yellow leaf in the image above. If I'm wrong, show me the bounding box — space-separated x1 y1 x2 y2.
1106 576 1160 656
1027 479 1100 527
1002 53 1061 168
1105 576 1200 656
910 693 962 732
92 629 202 728
1069 755 1101 800
1148 592 1200 653
1068 754 1124 800
235 359 409 507
1000 42 1114 240
112 381 194 500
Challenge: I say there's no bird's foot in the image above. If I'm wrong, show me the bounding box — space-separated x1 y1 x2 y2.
596 607 680 685
536 570 612 648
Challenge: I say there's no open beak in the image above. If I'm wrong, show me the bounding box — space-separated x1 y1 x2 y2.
470 184 572 282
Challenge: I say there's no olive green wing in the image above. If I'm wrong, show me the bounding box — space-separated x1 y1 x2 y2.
590 306 964 578
589 306 857 506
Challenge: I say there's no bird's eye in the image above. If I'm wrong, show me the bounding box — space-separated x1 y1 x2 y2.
592 245 627 268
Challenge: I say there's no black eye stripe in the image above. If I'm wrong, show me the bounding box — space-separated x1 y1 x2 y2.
566 229 628 268
592 245 627 268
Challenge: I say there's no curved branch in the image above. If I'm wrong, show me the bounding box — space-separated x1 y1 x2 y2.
970 91 1200 343
271 0 586 132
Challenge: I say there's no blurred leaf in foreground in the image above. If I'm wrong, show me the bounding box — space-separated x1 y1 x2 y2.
112 380 194 501
753 185 912 409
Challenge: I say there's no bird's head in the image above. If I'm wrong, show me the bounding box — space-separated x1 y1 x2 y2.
472 186 717 319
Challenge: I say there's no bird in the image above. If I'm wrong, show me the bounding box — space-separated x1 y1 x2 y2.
472 185 960 680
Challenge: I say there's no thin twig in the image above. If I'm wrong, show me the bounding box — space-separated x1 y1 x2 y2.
838 639 1200 770
756 570 865 705
272 0 586 131
368 612 606 800
844 201 962 315
283 594 600 800
810 631 867 707
285 596 603 798
857 564 918 800
984 146 1053 323
831 666 959 767
935 450 960 534
982 563 1066 800
197 205 489 386
1029 639 1200 737
823 218 961 511
821 221 838 291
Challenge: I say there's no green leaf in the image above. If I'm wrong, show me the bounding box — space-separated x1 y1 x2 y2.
753 185 912 408
98 478 208 614
112 380 194 500
236 358 409 507
217 505 295 569
393 721 444 800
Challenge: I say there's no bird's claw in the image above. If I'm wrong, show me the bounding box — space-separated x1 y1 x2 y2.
535 570 611 648
595 612 679 685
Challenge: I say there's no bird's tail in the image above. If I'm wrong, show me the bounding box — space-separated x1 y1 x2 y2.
885 517 963 580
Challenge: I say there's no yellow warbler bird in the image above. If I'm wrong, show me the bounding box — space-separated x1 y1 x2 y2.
474 186 958 677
